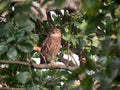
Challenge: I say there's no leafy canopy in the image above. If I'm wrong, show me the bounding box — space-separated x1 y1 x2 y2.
0 0 120 90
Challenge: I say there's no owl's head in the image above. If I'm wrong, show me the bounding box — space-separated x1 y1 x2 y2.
49 28 61 37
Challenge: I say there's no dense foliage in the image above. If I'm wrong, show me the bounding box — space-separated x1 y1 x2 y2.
0 0 120 90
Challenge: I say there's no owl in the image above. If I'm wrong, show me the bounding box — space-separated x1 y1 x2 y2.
40 28 61 64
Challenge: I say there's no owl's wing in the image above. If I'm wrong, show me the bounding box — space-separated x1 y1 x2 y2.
41 37 52 53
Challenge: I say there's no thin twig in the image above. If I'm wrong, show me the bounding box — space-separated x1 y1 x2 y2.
27 53 35 86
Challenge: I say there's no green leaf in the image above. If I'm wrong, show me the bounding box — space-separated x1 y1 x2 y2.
107 60 120 79
71 36 78 46
6 37 15 43
54 0 66 8
78 38 87 46
16 30 25 43
86 58 97 71
91 36 100 47
0 22 14 38
20 20 35 32
29 33 39 43
0 42 8 54
14 0 33 26
81 0 100 16
4 22 14 31
62 33 71 41
100 37 114 56
17 42 33 53
0 0 11 13
68 67 85 81
7 46 17 60
81 75 93 90
54 86 60 90
118 33 120 48
16 71 31 84
75 20 87 30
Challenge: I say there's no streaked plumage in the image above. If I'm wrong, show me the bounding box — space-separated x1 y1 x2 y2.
40 28 61 64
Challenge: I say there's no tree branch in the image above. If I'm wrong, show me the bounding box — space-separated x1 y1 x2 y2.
0 60 78 71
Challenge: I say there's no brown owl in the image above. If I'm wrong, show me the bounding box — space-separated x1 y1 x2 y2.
40 28 61 64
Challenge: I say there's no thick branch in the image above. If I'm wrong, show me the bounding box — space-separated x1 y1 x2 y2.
0 88 24 90
0 60 78 71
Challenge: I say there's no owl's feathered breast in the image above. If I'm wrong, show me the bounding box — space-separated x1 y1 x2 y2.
41 35 61 62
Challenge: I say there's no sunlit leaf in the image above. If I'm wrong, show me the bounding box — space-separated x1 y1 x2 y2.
92 36 100 47
74 20 87 30
62 33 71 41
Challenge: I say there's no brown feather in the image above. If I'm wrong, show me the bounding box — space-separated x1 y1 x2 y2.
40 28 61 64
